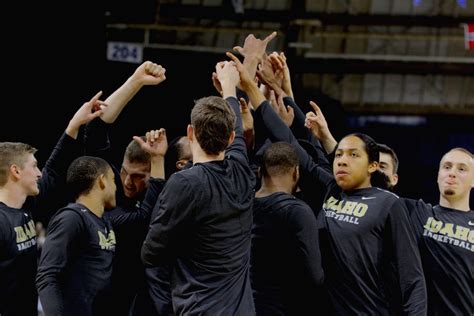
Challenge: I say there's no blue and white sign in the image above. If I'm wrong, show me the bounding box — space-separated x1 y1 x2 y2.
107 42 143 64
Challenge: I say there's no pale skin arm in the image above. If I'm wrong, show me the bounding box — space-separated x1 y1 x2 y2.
233 32 277 84
270 52 294 99
304 101 338 154
226 52 266 110
256 54 286 97
239 97 255 150
133 128 167 179
100 61 166 123
215 61 240 99
65 91 107 139
274 93 294 127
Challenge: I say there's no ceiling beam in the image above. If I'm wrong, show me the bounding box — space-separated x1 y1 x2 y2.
159 4 474 27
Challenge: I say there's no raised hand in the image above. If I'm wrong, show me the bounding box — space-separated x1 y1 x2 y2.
211 72 223 96
66 91 108 139
233 31 277 62
304 101 328 139
239 97 254 132
133 128 167 179
272 94 294 127
215 61 240 97
131 61 167 86
226 52 256 91
133 128 168 158
270 52 293 98
305 101 337 153
226 51 266 109
256 54 284 96
240 97 255 150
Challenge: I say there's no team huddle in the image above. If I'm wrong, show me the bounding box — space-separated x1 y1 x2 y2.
1 32 473 316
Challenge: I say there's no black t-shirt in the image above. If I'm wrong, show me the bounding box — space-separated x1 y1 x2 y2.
142 97 256 315
251 192 324 315
319 186 426 315
36 178 163 316
403 199 474 315
0 133 80 316
0 203 38 316
36 204 117 316
253 100 426 315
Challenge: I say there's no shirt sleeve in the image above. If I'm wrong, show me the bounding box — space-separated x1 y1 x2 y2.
83 117 113 159
25 132 82 220
108 178 166 227
224 96 249 165
287 203 325 286
255 100 334 188
36 210 84 316
141 173 196 266
386 199 427 315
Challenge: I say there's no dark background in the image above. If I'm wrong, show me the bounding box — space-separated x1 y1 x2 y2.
3 0 472 208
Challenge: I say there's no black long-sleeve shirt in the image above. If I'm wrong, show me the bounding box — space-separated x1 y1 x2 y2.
0 133 81 316
36 178 164 316
402 199 473 315
319 186 426 315
251 192 324 315
84 117 155 315
254 100 427 315
142 96 256 315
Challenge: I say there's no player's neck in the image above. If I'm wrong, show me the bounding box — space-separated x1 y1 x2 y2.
192 147 224 164
76 196 105 218
256 176 293 197
0 185 27 208
439 194 470 212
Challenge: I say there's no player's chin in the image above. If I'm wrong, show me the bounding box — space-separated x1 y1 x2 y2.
336 178 353 191
30 186 40 196
105 198 117 210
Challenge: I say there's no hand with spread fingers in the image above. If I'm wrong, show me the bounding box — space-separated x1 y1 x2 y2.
271 94 294 127
66 91 108 139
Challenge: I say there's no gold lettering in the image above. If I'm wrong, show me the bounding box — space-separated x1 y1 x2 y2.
334 200 344 213
340 201 357 215
98 230 116 250
25 220 36 239
430 219 443 233
353 203 368 217
108 230 116 244
424 217 433 230
14 227 27 243
468 231 474 244
439 223 455 237
98 231 108 249
324 196 337 209
454 226 470 241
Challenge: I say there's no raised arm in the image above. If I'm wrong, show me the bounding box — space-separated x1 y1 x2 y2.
239 97 255 151
133 128 168 180
100 61 166 123
109 129 168 227
84 61 166 160
227 52 334 188
305 101 338 154
233 31 277 83
27 93 108 213
215 61 249 161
